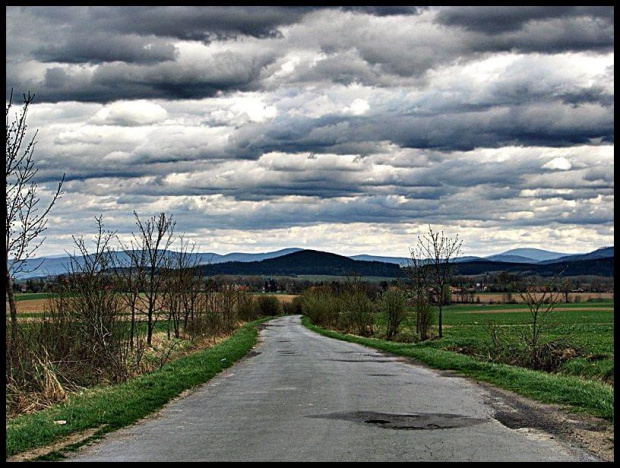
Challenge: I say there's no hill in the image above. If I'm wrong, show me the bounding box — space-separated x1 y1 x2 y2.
484 254 539 264
452 257 614 277
198 250 403 277
541 246 614 264
492 248 570 262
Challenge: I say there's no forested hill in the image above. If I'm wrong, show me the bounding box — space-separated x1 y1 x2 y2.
197 249 403 277
452 257 614 277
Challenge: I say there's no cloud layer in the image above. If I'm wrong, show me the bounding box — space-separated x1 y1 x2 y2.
6 6 614 257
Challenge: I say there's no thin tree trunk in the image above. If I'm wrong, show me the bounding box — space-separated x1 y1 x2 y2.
6 269 18 342
130 301 136 350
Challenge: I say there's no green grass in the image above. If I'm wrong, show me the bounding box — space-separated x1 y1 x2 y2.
378 302 614 383
12 292 57 302
302 316 614 422
6 317 272 460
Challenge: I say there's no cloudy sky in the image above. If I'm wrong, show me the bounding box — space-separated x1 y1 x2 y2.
6 6 614 258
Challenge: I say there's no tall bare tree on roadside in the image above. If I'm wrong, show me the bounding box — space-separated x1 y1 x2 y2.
5 90 64 341
409 226 462 338
114 233 149 350
163 235 201 339
132 211 175 345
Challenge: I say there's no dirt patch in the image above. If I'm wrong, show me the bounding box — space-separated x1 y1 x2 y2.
480 382 614 462
7 427 102 462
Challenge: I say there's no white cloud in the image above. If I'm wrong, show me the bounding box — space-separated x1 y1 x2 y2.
89 100 168 126
542 157 572 171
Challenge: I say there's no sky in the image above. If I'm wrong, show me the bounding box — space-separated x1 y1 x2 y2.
6 6 614 258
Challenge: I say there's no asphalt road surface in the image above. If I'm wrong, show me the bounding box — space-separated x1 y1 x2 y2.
67 315 597 462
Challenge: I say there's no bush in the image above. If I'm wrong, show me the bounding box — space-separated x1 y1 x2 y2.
379 289 407 340
301 288 340 327
339 290 375 337
257 295 282 316
282 296 303 315
415 293 435 341
237 294 259 321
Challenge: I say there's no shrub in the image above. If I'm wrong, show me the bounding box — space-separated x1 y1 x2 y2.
379 289 407 340
237 294 259 321
257 295 282 316
301 288 340 327
339 290 375 336
415 294 435 341
282 296 303 315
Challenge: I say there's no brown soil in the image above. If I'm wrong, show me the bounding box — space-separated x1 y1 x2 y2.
476 380 614 462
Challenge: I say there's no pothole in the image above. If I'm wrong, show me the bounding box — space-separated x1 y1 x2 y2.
309 411 487 430
327 359 404 363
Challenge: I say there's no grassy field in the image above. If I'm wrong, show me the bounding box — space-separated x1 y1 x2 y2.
373 301 614 385
12 292 58 302
6 317 272 460
302 316 614 422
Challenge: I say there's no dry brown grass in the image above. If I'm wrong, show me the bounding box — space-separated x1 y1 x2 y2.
460 292 613 304
262 294 297 304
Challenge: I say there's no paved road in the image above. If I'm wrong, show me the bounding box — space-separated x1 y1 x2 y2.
68 315 596 462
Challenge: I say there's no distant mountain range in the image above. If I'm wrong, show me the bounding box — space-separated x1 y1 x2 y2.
12 246 614 279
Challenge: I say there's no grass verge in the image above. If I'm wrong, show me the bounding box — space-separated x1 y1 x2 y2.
6 317 272 460
301 316 614 422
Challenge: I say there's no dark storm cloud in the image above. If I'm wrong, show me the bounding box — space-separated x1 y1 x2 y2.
229 101 613 156
19 6 314 42
435 6 614 35
7 6 615 103
33 33 178 65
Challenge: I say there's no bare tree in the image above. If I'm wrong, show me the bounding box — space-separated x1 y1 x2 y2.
114 232 149 350
5 90 64 341
408 226 462 338
132 211 175 345
63 216 128 380
163 235 201 339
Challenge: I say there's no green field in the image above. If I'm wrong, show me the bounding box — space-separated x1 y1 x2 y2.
11 292 57 302
373 301 614 384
